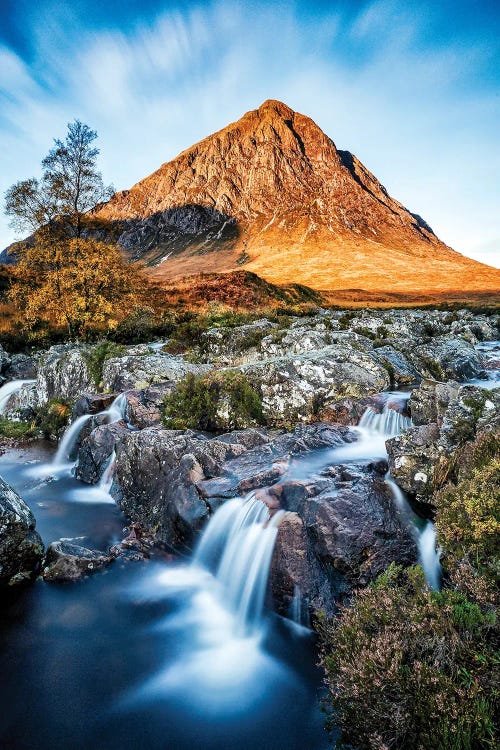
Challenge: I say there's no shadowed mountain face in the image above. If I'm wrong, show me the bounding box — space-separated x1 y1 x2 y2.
7 99 499 296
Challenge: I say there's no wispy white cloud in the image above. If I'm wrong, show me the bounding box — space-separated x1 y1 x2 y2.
0 0 498 268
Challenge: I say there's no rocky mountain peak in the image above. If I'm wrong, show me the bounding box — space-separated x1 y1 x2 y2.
91 100 500 298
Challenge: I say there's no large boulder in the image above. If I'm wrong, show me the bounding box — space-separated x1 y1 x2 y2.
123 382 174 428
36 345 94 404
102 353 210 391
3 353 38 381
2 380 38 419
388 383 499 503
114 428 249 546
240 345 390 425
411 336 484 381
200 319 278 364
386 423 443 500
0 475 44 585
75 421 130 484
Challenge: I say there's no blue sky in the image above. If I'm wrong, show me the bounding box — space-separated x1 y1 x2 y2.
1 0 499 267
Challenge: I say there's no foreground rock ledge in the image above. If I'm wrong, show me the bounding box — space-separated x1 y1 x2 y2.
0 475 44 585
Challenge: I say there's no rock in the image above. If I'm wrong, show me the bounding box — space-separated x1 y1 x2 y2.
102 353 210 392
197 423 352 502
300 471 416 589
200 319 278 364
72 392 118 420
0 345 11 376
42 541 113 582
36 345 94 405
75 421 129 484
373 346 421 385
3 353 38 380
124 382 175 428
439 385 500 449
409 380 460 427
270 463 418 616
386 423 443 500
0 475 44 585
412 336 484 381
114 428 248 546
270 511 331 616
2 381 38 419
109 523 157 561
240 345 390 425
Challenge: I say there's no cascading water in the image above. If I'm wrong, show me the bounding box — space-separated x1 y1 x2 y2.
71 450 117 504
358 399 412 438
194 492 285 637
52 392 128 471
0 379 36 414
385 475 441 590
52 413 94 468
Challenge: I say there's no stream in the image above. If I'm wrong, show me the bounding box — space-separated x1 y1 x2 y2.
0 442 327 750
2 340 498 749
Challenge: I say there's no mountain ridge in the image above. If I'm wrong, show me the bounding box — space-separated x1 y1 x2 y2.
4 99 500 297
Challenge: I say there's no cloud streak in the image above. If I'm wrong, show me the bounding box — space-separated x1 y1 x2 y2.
0 0 499 267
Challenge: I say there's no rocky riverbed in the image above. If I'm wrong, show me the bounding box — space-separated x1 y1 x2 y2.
0 306 499 749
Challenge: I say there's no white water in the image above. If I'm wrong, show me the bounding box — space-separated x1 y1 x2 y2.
52 392 128 471
289 585 310 630
195 493 285 637
358 399 412 438
71 450 117 504
125 495 290 709
0 379 36 414
52 413 94 468
385 475 441 590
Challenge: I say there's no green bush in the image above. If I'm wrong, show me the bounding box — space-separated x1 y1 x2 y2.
112 306 174 344
35 398 71 439
0 417 37 440
84 341 127 388
435 450 499 587
420 355 444 381
319 564 498 750
163 371 265 432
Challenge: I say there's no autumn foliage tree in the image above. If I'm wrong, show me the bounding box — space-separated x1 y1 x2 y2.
9 230 142 337
4 120 145 338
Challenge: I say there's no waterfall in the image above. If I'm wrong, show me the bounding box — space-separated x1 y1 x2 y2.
418 522 442 591
194 493 285 636
101 392 128 423
70 450 116 504
52 413 94 467
385 475 441 590
52 392 128 469
0 379 36 415
358 397 412 439
288 585 310 629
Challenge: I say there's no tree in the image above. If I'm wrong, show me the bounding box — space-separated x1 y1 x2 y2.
8 231 142 338
5 120 114 238
4 121 145 338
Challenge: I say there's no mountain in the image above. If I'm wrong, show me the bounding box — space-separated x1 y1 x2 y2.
11 99 500 298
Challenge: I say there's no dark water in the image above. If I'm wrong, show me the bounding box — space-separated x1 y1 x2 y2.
0 444 328 750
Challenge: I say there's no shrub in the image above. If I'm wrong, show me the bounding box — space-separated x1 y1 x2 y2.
163 371 265 432
35 398 71 439
0 417 37 440
353 326 376 340
112 306 173 344
84 341 127 388
420 355 444 381
319 564 498 750
435 445 499 588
